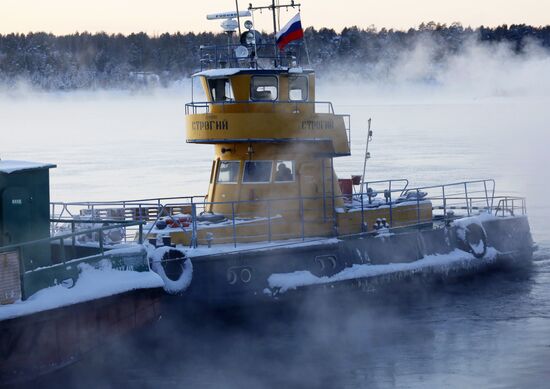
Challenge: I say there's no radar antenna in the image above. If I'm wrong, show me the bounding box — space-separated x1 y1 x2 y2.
206 10 252 34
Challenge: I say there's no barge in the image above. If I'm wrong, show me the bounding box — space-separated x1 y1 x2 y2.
0 161 163 384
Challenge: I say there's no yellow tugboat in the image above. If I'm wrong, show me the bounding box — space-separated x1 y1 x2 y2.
51 1 535 304
165 4 431 247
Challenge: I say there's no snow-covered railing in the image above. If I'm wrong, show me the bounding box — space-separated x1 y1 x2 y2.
51 195 203 222
50 218 146 249
1 220 148 299
360 179 410 197
185 100 335 115
359 179 496 216
493 196 527 217
49 179 526 249
51 196 206 244
403 179 496 211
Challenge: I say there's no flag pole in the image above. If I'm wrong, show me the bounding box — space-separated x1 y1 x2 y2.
301 15 311 66
248 1 302 67
271 0 278 66
235 0 242 37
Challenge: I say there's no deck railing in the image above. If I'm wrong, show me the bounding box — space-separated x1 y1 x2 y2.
185 100 336 115
360 179 410 197
50 179 526 249
0 219 147 299
199 42 305 70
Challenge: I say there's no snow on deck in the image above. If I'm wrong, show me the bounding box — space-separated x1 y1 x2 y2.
267 247 498 294
0 262 163 321
452 211 500 229
336 199 432 213
147 214 283 235
183 237 341 258
0 160 56 174
192 68 245 77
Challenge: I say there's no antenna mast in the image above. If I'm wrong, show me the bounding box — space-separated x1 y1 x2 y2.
235 0 242 36
361 119 373 194
248 1 300 66
248 0 301 36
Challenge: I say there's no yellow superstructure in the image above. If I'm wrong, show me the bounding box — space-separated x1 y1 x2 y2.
160 67 432 245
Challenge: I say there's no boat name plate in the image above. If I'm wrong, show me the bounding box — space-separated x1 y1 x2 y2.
192 120 229 131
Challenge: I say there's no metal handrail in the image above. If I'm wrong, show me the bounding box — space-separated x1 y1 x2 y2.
361 179 410 196
2 221 145 257
199 42 305 70
494 197 526 217
185 100 336 115
51 195 204 207
49 179 526 249
49 180 512 216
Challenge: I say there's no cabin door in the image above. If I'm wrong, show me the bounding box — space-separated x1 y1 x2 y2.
1 187 32 246
299 161 329 226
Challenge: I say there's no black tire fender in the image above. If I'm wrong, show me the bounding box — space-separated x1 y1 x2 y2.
458 223 487 259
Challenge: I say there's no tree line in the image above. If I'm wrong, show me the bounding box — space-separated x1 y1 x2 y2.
0 23 549 90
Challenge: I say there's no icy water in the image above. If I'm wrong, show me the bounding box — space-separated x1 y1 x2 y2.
2 84 550 388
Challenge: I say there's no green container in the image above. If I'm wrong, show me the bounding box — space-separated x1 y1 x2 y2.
0 160 56 270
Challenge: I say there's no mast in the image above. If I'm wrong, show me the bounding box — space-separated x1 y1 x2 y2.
248 1 301 38
235 0 242 36
248 0 301 66
271 0 278 36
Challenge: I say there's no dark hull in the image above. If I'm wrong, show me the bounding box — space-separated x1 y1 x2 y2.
0 288 162 385
182 216 534 305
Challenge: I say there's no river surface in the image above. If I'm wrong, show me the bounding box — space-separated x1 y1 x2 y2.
2 85 550 388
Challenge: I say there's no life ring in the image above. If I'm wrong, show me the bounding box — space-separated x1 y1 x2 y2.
458 223 487 259
150 246 193 294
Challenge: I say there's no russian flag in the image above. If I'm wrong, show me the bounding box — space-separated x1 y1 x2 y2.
275 13 304 50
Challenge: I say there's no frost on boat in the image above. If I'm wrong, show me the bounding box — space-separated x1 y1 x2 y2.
47 2 535 304
0 256 163 321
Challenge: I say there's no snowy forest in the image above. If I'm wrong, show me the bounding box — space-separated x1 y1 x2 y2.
1 23 549 90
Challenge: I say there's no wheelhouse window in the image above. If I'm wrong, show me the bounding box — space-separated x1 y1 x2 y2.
243 161 273 183
217 161 240 183
208 78 234 102
274 161 295 182
289 76 308 101
250 76 278 101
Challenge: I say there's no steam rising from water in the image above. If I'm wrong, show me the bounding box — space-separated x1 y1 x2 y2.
3 38 550 388
316 39 550 244
320 37 550 101
0 38 548 237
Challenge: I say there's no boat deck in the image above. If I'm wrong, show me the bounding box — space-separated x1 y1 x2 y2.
48 178 525 250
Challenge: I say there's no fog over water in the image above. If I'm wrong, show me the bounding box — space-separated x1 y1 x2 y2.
2 40 550 388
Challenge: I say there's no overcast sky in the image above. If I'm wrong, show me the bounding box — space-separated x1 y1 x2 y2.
1 0 548 35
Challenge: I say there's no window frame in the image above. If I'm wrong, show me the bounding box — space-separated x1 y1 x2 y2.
274 160 296 183
288 75 309 102
242 160 273 184
216 160 241 184
208 77 235 102
250 75 279 101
